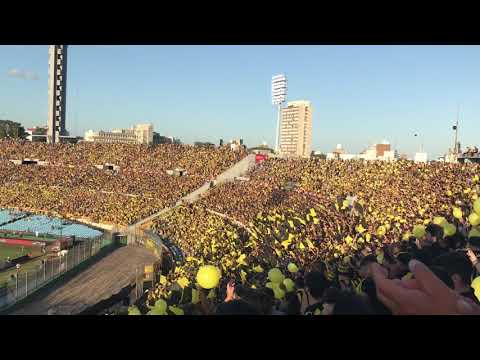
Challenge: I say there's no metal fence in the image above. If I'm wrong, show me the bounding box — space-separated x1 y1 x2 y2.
0 236 107 311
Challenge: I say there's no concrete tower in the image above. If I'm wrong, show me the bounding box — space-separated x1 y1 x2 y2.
47 45 68 144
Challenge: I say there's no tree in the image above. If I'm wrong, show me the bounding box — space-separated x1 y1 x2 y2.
0 120 27 139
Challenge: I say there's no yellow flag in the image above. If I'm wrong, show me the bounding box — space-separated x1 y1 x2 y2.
240 270 247 284
306 239 315 250
177 277 190 289
345 236 353 245
281 239 292 250
253 265 264 273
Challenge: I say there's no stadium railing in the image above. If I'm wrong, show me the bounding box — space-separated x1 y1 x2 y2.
0 235 111 311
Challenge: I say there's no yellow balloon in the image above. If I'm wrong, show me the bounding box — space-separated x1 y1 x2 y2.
287 263 299 273
433 216 447 226
469 227 480 238
273 287 285 300
283 278 295 292
452 207 463 219
413 225 426 239
443 223 456 237
154 299 167 313
196 265 221 289
474 199 480 215
268 268 285 283
469 212 480 226
472 277 480 301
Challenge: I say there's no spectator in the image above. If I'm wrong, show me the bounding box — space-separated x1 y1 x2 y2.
358 255 377 279
300 271 329 315
432 252 479 303
216 300 260 315
322 288 373 315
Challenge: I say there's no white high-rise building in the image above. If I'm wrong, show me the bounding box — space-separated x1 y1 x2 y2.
278 100 313 158
47 45 68 144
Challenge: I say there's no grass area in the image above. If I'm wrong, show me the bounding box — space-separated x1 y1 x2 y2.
0 257 45 285
0 238 113 286
0 244 32 261
0 244 45 285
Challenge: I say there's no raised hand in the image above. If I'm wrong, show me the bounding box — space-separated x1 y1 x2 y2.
371 260 480 315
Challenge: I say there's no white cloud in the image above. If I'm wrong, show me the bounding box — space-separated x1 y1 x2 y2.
7 68 39 80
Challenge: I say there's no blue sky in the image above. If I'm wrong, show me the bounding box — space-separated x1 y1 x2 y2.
0 45 479 158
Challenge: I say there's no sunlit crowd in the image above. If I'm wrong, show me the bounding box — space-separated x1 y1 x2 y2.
134 158 480 315
0 139 246 225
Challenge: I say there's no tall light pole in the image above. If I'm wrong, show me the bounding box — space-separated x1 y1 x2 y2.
453 105 460 155
272 74 287 153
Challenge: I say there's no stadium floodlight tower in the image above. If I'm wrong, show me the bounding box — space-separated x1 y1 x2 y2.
271 74 287 153
47 45 68 144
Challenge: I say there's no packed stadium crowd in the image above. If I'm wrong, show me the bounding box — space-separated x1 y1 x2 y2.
134 158 480 315
1 138 479 315
0 139 246 225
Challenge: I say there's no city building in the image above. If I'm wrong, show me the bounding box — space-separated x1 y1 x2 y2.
326 146 361 160
47 45 68 144
328 144 346 159
414 152 428 163
227 139 245 152
84 124 154 145
326 140 399 161
152 132 181 145
360 140 391 160
26 125 48 142
278 100 313 158
358 140 398 161
375 142 391 157
444 142 462 163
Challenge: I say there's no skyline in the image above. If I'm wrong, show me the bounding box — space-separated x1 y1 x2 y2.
1 45 479 158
